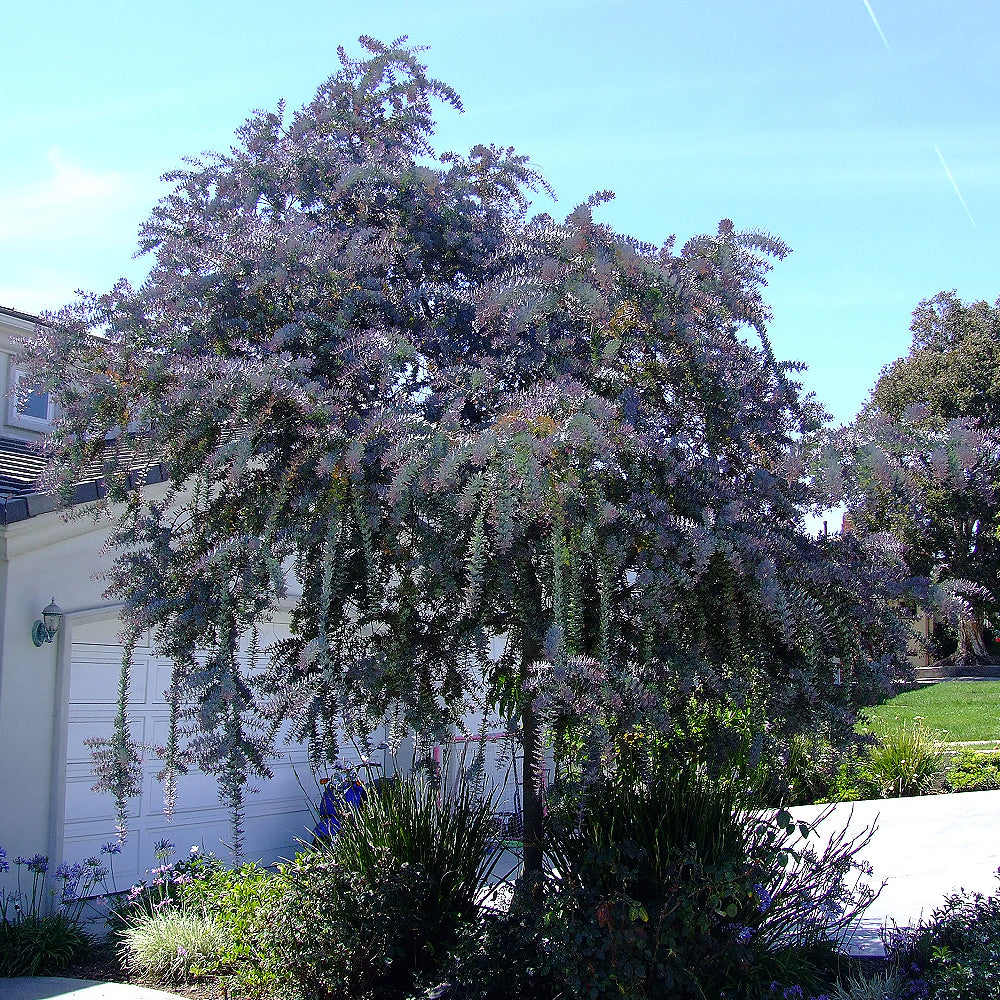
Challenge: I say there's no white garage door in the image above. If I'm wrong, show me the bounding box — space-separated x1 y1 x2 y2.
62 617 315 890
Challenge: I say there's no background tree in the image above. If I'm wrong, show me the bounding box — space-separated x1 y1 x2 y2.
836 291 1000 664
874 291 1000 427
23 37 908 865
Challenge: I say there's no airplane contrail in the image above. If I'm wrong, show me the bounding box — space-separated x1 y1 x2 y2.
860 0 892 53
934 144 976 227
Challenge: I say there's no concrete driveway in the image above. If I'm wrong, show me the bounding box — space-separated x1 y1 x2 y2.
0 979 184 999
790 787 1000 955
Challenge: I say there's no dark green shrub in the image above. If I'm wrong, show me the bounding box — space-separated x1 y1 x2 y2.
424 898 558 1000
542 760 878 1000
946 749 1000 792
261 777 505 1000
886 876 1000 1000
0 914 91 977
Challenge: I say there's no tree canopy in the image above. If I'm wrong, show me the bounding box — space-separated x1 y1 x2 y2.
837 291 1000 664
873 291 1000 429
23 37 909 854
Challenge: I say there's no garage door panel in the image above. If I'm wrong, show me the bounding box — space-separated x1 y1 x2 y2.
66 716 147 766
65 773 143 825
258 758 311 798
69 651 150 705
64 626 311 877
241 805 314 859
150 662 173 703
141 767 224 817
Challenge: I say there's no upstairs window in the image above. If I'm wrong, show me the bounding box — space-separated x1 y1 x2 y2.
7 365 54 430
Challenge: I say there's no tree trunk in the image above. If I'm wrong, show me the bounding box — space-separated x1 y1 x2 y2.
520 636 544 883
956 615 1000 665
521 685 544 878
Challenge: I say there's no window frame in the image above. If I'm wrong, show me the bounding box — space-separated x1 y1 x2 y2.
7 363 54 431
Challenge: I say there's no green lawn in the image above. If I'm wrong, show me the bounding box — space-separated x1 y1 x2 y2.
862 681 1000 743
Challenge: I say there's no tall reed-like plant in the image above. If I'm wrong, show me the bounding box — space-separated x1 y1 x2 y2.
262 777 505 1000
334 777 505 921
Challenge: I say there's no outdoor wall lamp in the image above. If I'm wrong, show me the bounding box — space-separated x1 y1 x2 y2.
32 598 63 647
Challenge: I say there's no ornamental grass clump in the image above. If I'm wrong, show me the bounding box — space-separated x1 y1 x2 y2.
861 719 947 798
260 776 505 1000
118 909 228 984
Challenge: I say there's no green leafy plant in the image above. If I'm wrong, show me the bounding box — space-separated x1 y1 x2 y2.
180 861 278 990
118 909 227 984
946 749 1000 791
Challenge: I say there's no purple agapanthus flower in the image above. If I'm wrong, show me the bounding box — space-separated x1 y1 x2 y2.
25 854 48 874
0 846 8 873
753 882 773 912
152 838 175 858
101 841 123 856
56 861 84 881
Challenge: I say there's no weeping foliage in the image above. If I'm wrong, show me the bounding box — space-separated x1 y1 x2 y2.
22 36 909 836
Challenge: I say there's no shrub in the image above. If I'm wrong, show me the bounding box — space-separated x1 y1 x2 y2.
180 861 278 991
118 909 228 984
426 896 558 1000
860 721 947 798
765 734 846 806
885 875 1000 1000
946 749 1000 792
260 777 505 1000
828 754 872 802
542 760 879 1000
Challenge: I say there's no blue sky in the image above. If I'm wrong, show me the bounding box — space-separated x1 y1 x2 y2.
3 1 997 424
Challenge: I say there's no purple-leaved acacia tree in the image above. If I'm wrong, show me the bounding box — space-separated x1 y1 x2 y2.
23 38 909 867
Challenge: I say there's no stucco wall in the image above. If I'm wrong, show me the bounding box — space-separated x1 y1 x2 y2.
0 505 124 865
